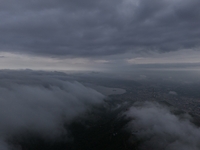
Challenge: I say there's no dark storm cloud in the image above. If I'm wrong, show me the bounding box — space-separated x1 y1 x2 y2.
0 0 200 57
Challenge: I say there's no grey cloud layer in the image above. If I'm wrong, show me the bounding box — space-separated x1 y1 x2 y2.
0 0 200 57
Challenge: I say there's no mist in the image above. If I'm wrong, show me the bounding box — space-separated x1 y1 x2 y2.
1 70 200 150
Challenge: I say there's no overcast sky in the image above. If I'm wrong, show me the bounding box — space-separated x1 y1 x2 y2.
0 0 200 71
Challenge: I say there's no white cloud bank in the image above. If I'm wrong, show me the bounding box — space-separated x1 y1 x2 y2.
125 102 200 150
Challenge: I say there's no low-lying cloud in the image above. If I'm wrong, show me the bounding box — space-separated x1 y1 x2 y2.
0 70 104 149
125 102 200 150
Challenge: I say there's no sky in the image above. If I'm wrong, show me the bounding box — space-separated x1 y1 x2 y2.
0 0 200 71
